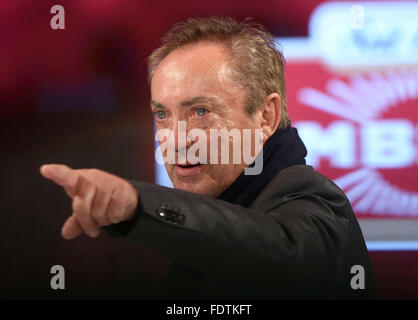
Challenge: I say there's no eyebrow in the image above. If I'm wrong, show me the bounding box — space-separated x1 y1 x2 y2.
150 96 220 109
150 101 166 109
180 96 219 107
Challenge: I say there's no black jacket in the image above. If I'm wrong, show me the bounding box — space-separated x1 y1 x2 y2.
104 163 374 299
105 127 373 299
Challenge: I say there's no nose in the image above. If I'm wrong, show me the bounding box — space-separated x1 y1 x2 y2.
171 119 195 152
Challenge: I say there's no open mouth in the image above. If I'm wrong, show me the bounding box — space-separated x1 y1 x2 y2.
174 163 203 176
177 163 202 169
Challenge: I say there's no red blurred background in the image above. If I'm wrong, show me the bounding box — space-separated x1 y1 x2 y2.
1 0 417 299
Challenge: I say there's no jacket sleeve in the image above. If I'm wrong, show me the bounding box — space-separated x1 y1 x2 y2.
103 178 353 294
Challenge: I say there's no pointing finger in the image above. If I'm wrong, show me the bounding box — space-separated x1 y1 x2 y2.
40 164 80 197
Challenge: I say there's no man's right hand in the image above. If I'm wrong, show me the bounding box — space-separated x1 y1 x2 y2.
40 164 138 240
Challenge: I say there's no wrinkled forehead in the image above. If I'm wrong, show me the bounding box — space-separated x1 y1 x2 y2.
151 42 238 101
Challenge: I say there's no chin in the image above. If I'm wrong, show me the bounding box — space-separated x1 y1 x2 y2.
173 179 218 197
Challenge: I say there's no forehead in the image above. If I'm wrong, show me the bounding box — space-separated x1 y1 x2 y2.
151 42 244 104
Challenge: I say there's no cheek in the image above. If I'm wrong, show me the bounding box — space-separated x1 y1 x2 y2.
206 164 239 185
212 113 235 129
164 163 174 177
189 117 211 128
155 116 175 130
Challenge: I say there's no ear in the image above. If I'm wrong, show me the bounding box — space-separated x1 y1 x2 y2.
259 93 281 141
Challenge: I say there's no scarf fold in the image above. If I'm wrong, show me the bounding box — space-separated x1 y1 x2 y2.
216 126 307 208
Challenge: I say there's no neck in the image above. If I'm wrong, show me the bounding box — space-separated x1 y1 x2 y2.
216 126 307 207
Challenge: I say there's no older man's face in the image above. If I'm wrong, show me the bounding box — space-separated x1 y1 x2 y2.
151 42 261 197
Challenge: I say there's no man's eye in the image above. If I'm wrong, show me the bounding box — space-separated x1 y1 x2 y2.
155 111 167 119
194 107 207 117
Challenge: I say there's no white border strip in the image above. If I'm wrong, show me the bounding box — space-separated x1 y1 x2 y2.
366 241 418 251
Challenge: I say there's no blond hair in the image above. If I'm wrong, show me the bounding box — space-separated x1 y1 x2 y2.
148 16 290 128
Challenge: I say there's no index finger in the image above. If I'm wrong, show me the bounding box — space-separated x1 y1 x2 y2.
40 164 80 197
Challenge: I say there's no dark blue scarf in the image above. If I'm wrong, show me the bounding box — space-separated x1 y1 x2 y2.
216 126 307 208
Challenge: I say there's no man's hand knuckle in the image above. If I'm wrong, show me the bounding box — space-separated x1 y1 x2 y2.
91 210 102 221
90 184 97 198
110 210 124 222
89 168 101 176
72 199 81 212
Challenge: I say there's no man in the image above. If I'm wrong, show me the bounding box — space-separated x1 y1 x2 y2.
40 16 374 299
